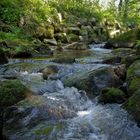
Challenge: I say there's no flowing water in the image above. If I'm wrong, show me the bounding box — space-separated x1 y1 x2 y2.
1 44 140 140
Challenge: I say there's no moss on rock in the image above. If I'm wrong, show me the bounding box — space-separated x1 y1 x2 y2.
128 78 140 95
105 29 140 48
0 80 28 107
126 60 140 95
99 88 126 103
123 90 140 123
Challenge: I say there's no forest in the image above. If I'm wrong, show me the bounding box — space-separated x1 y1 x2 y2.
1 0 140 140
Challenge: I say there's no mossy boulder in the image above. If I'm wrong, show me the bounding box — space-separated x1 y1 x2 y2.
126 60 140 95
64 67 123 96
99 88 126 103
0 80 28 107
36 25 54 40
0 40 34 58
105 29 140 48
121 55 140 67
66 27 80 35
127 78 140 96
0 48 8 64
67 33 80 42
123 89 140 124
41 65 59 80
54 33 68 43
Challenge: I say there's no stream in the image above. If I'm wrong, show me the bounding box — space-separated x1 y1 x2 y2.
1 44 140 140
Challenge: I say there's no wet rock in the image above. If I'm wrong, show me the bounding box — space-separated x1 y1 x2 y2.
121 54 140 67
105 29 140 49
123 89 140 124
0 48 8 64
99 88 126 104
0 79 28 107
65 42 87 50
34 41 53 55
114 64 126 81
112 48 135 56
52 57 75 64
4 86 89 139
103 56 121 64
41 65 59 80
64 67 123 96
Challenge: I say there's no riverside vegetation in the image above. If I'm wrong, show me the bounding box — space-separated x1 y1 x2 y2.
1 0 140 140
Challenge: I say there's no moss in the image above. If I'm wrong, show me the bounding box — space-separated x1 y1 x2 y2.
127 60 140 80
67 33 80 42
128 78 140 95
0 80 28 107
99 88 126 103
35 123 65 135
123 90 140 123
35 126 53 135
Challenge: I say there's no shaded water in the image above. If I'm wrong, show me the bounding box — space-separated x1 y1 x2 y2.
2 44 140 140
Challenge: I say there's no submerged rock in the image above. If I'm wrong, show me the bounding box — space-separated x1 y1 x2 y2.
99 88 126 104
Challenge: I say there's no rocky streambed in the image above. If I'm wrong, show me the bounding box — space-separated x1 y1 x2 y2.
1 44 140 140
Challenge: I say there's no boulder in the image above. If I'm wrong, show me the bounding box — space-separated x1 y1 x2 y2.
121 55 140 67
4 86 89 139
33 41 53 55
99 88 126 104
0 80 28 107
43 38 57 46
36 25 54 40
0 48 8 64
105 29 140 49
65 42 87 50
113 64 126 81
64 67 123 96
42 65 59 80
123 89 140 124
126 60 140 95
67 34 80 42
54 33 68 43
66 27 80 35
